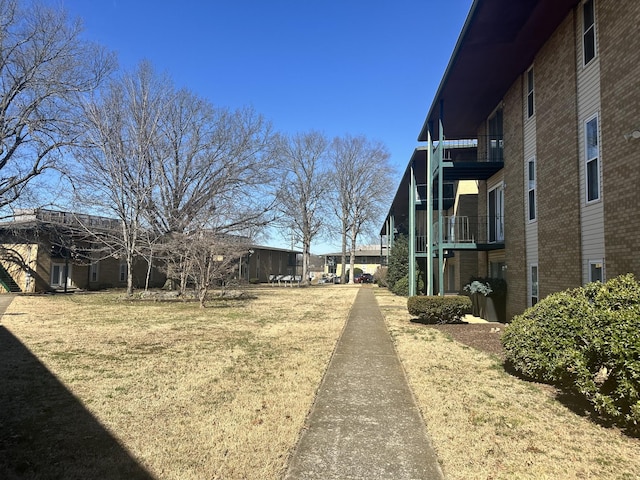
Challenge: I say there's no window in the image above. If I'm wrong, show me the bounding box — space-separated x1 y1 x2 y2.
589 260 604 283
488 184 504 243
583 0 596 65
488 109 504 162
585 115 600 202
527 158 536 221
119 263 127 282
526 68 535 118
530 264 539 306
51 263 70 287
90 262 99 283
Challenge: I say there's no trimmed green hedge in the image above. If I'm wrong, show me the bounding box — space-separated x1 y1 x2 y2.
407 295 472 324
502 274 640 428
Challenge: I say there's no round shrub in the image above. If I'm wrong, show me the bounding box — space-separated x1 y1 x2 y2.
502 274 640 428
407 295 472 324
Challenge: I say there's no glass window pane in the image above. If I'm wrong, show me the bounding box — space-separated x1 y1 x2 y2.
529 190 536 220
488 189 496 242
590 262 603 282
583 0 594 31
586 118 598 159
584 28 595 64
528 161 535 186
587 158 599 201
527 69 534 117
52 265 60 284
583 0 596 64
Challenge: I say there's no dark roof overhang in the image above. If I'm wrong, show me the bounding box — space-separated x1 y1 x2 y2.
442 161 503 181
418 0 579 141
380 148 429 236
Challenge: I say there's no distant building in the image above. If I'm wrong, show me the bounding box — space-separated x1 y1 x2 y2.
0 209 165 292
241 246 302 283
323 245 388 277
0 209 302 291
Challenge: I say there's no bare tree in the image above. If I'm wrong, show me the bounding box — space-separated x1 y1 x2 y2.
188 233 245 307
329 135 394 283
74 62 278 296
73 62 169 295
275 131 330 284
0 0 114 213
142 84 278 293
148 92 277 237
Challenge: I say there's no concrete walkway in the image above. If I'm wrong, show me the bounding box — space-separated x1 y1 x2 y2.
284 287 443 480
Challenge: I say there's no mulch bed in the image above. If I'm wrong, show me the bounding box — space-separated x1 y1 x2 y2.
416 321 507 359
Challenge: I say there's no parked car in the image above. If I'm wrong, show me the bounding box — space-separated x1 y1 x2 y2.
356 273 374 284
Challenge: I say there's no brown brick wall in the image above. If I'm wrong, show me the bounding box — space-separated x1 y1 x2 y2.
535 13 582 297
599 0 640 278
457 193 481 287
503 78 527 320
476 181 488 278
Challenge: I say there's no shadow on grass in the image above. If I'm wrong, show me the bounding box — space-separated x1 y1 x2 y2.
502 360 640 439
409 317 468 325
0 326 155 480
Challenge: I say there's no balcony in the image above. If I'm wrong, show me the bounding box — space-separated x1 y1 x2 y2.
414 215 505 253
436 135 504 181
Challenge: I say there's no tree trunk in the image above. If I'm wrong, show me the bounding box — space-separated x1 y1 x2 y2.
340 226 348 284
199 286 208 308
302 239 311 286
349 226 358 284
126 259 134 296
144 250 153 291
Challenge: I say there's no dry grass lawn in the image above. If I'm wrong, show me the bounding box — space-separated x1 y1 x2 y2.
0 286 358 479
375 288 640 479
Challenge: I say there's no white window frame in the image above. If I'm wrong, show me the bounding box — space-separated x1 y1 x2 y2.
526 67 535 118
589 259 604 283
487 108 504 162
527 157 537 222
583 0 597 66
584 113 601 203
487 183 505 243
51 262 71 288
530 264 539 307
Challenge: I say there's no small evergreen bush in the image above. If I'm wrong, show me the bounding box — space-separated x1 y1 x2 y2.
391 276 410 296
386 235 409 290
391 275 424 297
407 295 472 324
502 274 640 428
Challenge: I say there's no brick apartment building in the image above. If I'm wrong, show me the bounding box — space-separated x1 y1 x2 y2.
382 0 640 321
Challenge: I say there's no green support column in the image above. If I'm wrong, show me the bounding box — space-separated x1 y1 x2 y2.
437 120 445 296
408 164 416 297
385 216 394 264
426 136 433 296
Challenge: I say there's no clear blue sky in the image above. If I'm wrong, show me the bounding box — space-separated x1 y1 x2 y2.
48 0 472 253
